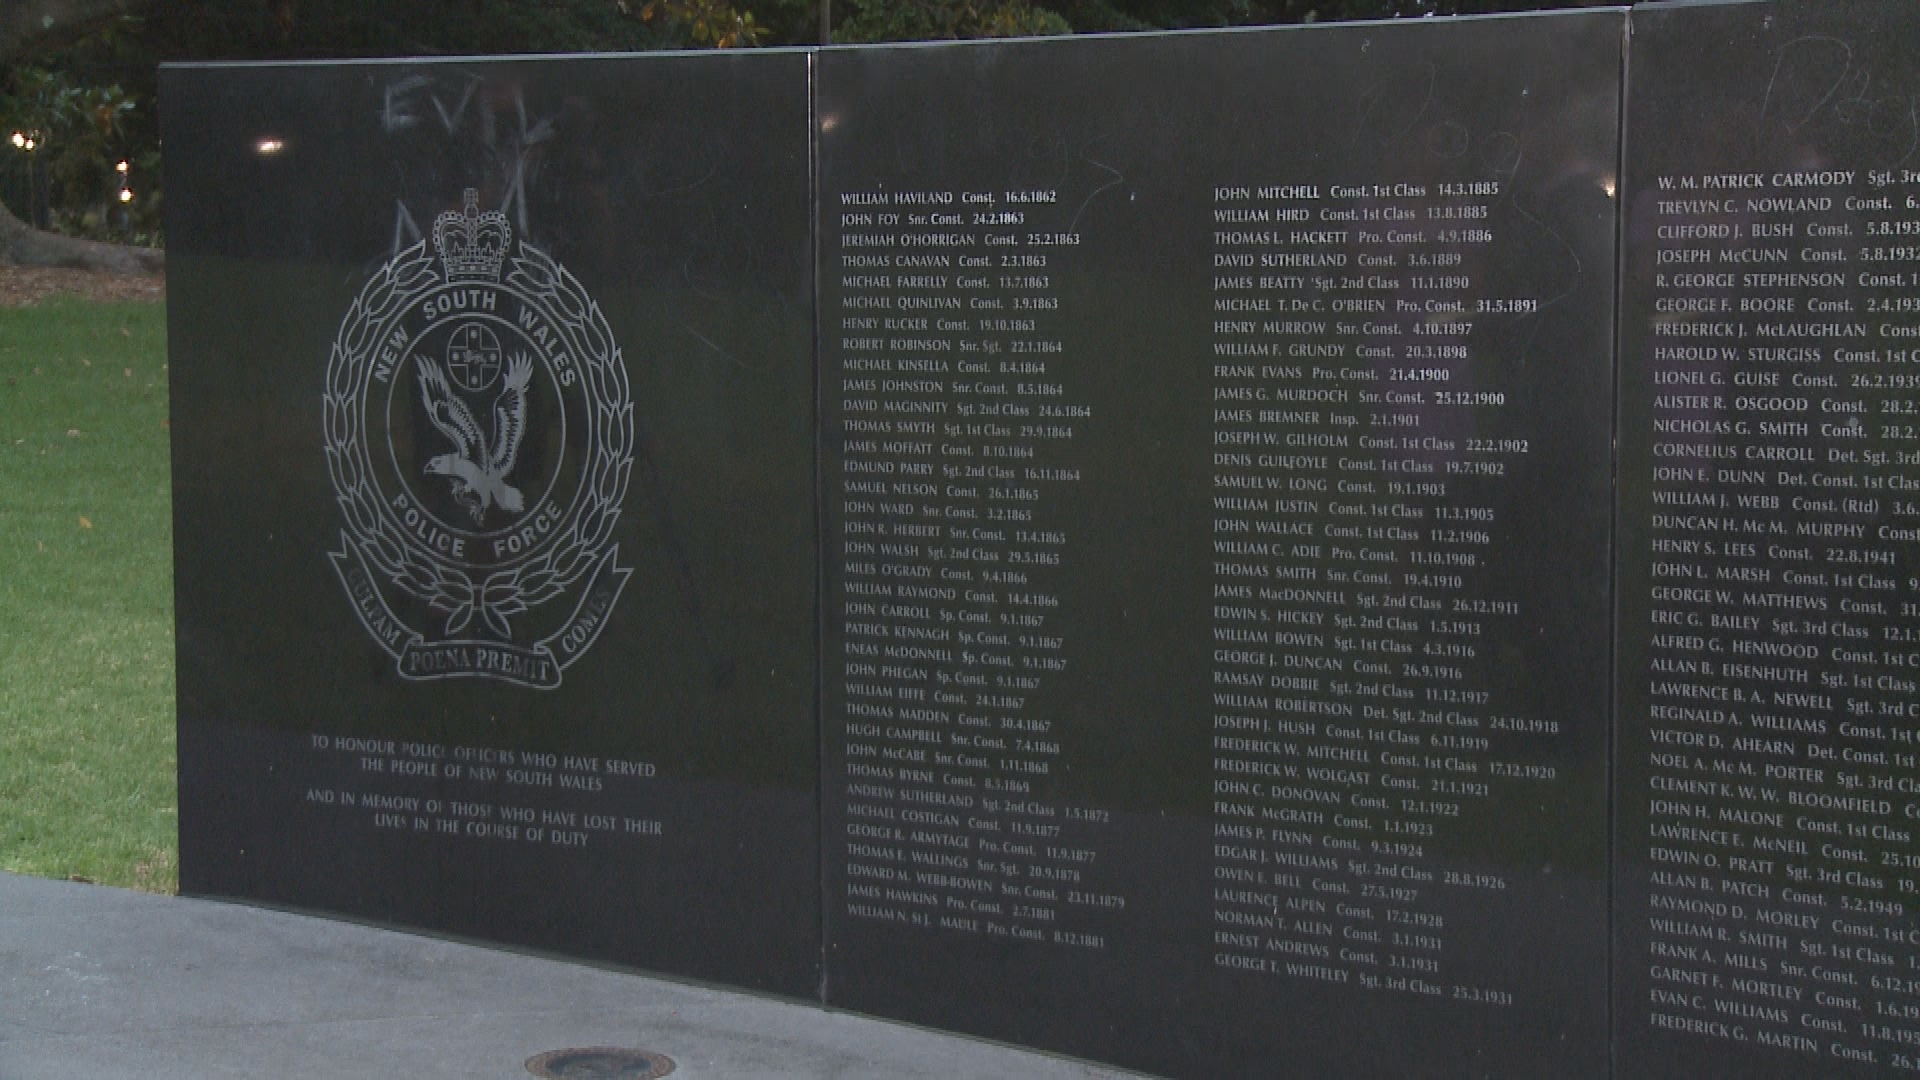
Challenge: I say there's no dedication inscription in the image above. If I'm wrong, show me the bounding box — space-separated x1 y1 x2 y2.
1618 2 1920 1075
820 15 1619 1077
164 52 818 995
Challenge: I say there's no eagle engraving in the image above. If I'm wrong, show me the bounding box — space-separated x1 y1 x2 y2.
415 352 532 524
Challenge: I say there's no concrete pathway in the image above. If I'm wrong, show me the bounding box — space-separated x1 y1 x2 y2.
0 872 1146 1079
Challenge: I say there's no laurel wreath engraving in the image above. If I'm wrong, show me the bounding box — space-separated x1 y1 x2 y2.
323 240 633 640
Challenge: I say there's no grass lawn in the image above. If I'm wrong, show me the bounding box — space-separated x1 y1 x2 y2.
0 295 176 892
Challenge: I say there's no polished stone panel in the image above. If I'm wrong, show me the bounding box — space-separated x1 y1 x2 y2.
162 53 819 996
817 16 1621 1077
1617 2 1920 1075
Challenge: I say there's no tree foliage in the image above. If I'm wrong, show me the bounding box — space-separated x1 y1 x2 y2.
3 66 137 167
2 17 155 244
834 0 1069 43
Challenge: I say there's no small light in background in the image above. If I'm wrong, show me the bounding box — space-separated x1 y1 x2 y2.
116 160 130 174
256 137 285 156
118 189 134 203
1602 176 1617 199
9 132 23 148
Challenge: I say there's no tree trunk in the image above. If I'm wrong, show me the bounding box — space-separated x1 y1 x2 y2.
0 197 162 274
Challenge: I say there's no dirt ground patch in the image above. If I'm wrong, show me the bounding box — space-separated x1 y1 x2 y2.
0 264 165 308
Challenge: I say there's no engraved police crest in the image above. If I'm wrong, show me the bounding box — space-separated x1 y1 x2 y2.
325 189 632 688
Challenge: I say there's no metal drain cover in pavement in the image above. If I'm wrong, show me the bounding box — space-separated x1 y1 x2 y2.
525 1046 676 1079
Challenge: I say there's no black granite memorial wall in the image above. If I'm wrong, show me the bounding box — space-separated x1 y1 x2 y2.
163 52 821 996
1617 1 1920 1075
158 1 1920 1076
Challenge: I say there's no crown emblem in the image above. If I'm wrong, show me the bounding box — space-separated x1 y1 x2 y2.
433 189 511 281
